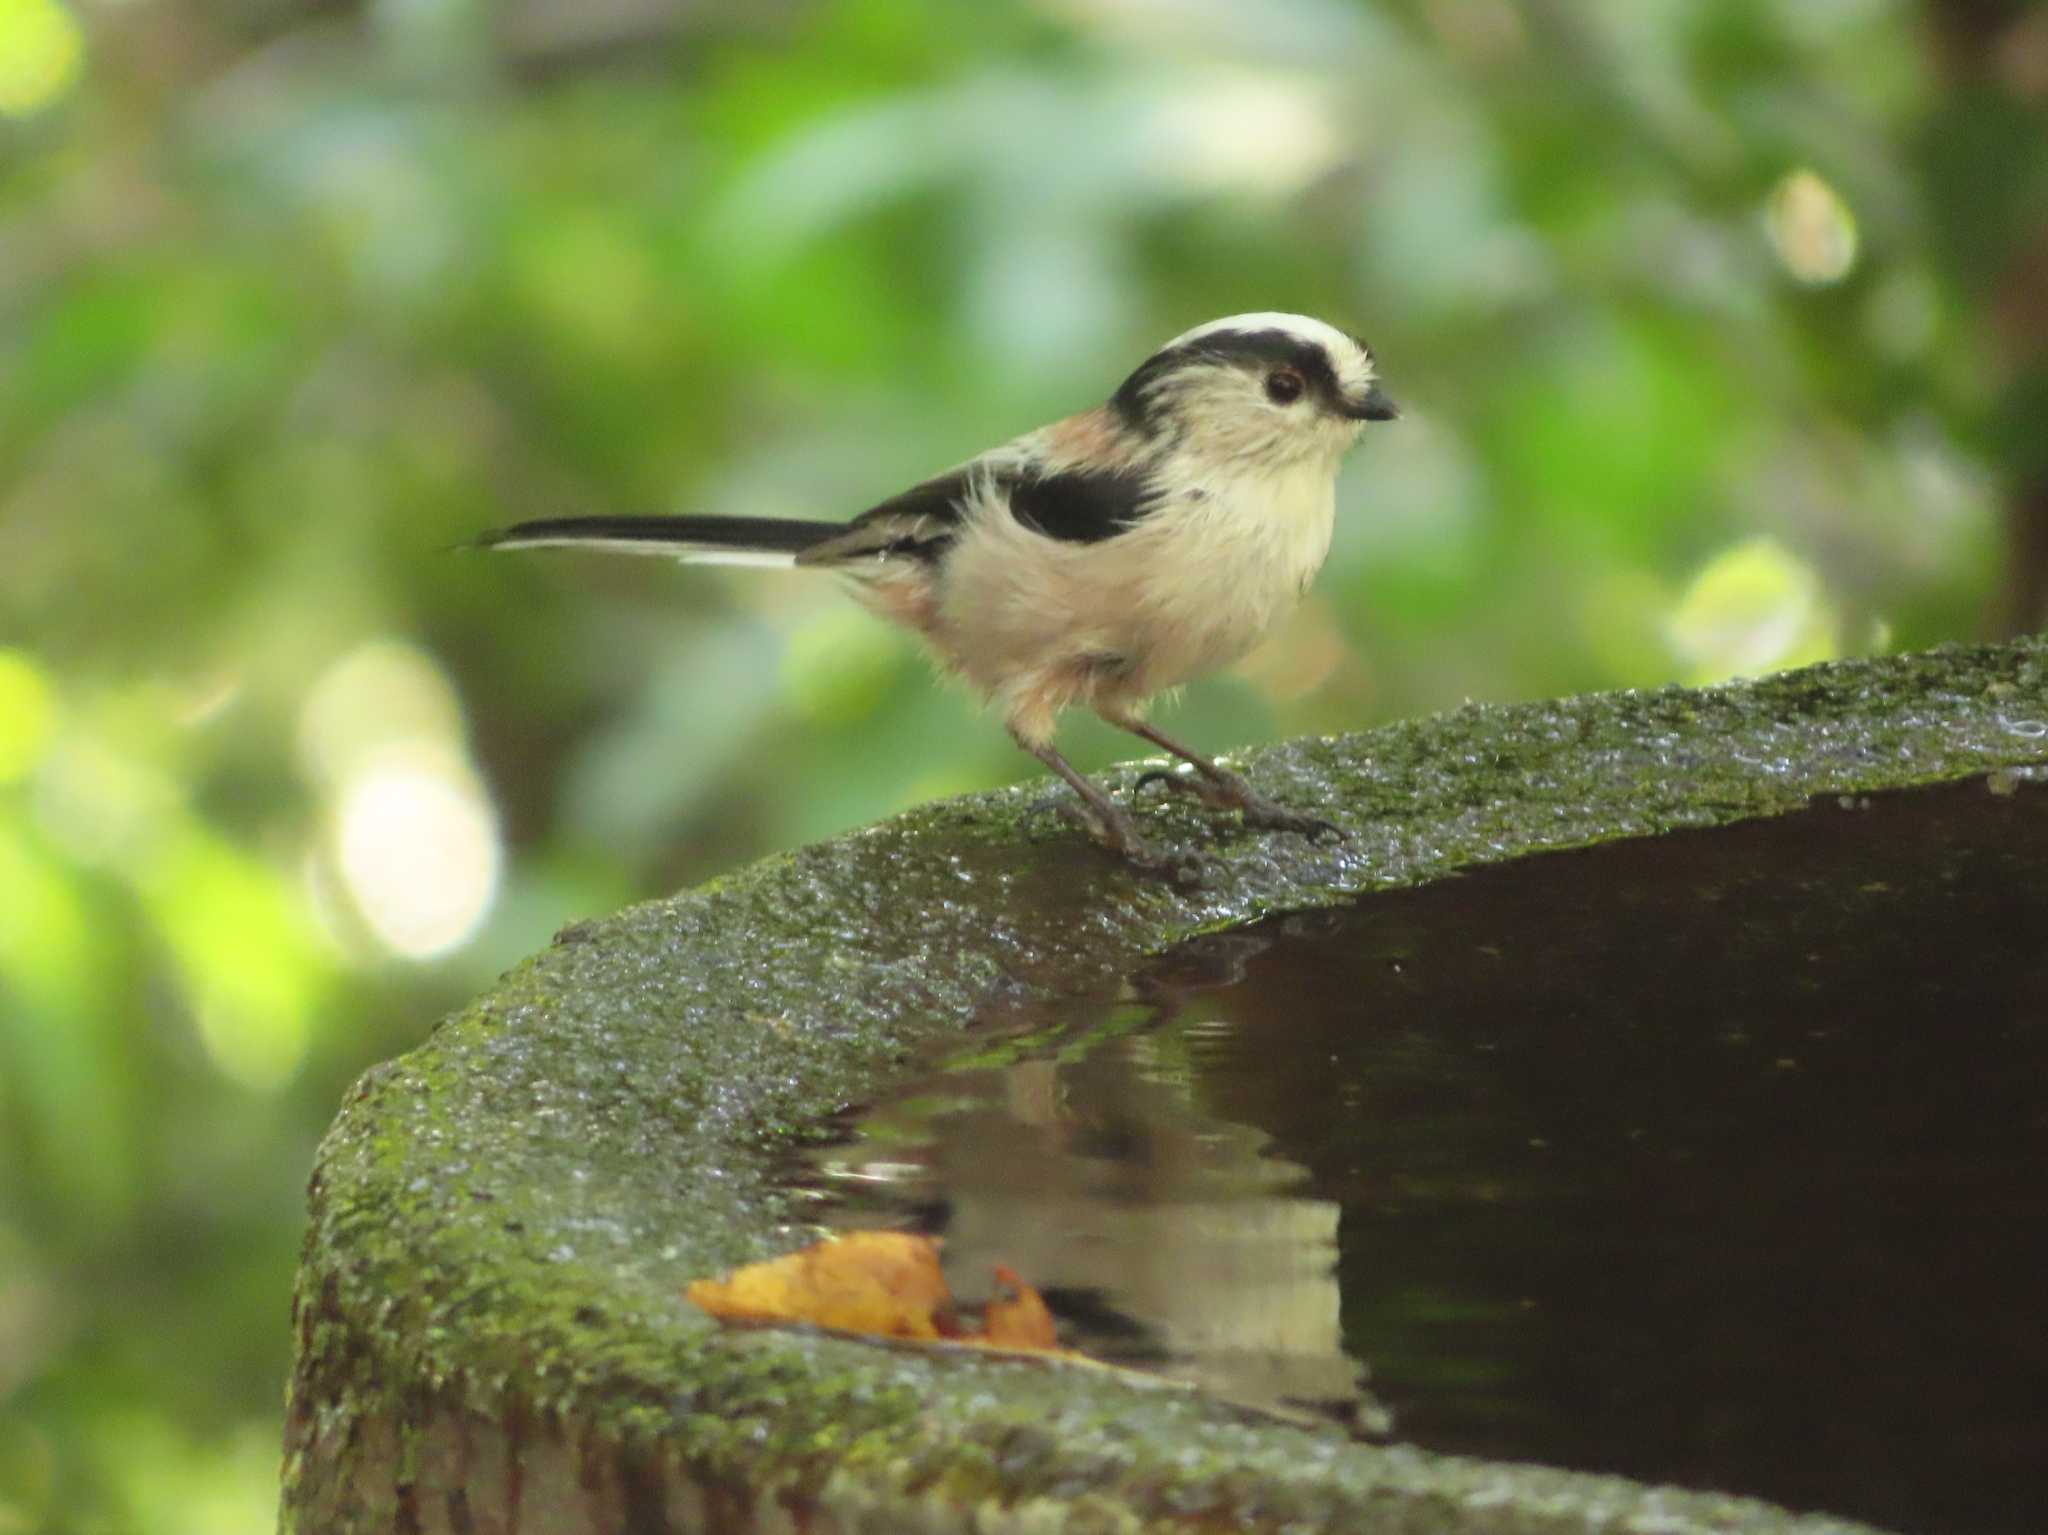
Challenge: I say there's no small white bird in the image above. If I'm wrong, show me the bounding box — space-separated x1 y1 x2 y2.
480 312 1396 867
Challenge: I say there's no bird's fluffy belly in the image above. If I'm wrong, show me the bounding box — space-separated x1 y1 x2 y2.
924 473 1335 740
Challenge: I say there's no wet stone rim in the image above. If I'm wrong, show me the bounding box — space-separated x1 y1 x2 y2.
284 637 2046 1535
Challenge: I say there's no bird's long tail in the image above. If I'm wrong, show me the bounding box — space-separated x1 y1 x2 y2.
475 515 847 569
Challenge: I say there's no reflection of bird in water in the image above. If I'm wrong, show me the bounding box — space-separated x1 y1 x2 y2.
818 1016 1389 1433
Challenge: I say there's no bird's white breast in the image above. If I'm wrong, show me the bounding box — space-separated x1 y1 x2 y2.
1119 460 1336 688
927 453 1341 712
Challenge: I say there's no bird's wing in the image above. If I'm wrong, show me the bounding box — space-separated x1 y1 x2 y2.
795 467 979 567
1004 466 1157 544
798 432 1160 568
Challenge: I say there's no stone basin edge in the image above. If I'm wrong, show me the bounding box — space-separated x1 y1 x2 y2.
282 636 2048 1534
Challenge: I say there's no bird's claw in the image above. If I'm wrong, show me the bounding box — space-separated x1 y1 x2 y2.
1137 767 1346 843
1241 802 1347 842
1135 767 1238 814
1054 801 1209 883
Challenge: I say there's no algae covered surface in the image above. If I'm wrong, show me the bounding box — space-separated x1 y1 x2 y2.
285 638 2046 1532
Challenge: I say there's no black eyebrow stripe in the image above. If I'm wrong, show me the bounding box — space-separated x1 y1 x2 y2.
1110 327 1346 432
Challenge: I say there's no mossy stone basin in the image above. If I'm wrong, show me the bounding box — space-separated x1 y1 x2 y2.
282 637 2046 1534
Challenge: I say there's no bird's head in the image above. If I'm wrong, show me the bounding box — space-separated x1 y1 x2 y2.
1110 312 1397 469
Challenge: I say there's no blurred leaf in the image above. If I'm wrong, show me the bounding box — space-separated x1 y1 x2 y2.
0 816 130 1221
1666 536 1839 684
0 650 58 784
0 0 83 119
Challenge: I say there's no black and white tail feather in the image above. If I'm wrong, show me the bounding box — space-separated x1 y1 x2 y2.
476 514 841 569
477 312 1396 869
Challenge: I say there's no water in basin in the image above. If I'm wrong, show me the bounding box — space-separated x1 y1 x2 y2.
790 774 2048 1535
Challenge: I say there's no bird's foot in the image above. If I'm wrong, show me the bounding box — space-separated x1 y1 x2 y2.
1052 801 1209 882
1136 766 1346 842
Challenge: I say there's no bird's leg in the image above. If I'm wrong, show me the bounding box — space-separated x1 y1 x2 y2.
1014 732 1176 865
1119 718 1345 841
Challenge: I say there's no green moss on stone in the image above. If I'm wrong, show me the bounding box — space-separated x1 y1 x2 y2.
284 638 2047 1533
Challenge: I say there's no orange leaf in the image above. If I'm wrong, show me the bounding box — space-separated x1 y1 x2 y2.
686 1231 955 1340
978 1265 1058 1351
687 1233 1078 1359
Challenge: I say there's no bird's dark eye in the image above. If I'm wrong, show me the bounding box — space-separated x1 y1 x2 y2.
1265 369 1305 405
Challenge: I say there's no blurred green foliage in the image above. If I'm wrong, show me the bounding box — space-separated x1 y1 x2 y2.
1 0 2043 1526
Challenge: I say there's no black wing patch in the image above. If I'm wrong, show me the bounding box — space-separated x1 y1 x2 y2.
800 462 1157 564
1006 467 1155 544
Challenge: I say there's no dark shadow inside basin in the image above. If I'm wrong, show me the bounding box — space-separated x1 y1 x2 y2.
792 774 2048 1535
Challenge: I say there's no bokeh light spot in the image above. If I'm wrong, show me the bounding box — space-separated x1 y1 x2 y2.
1146 72 1344 195
1666 537 1839 685
302 639 502 960
1766 168 1858 285
0 0 84 118
334 749 501 959
297 640 465 790
1233 598 1349 702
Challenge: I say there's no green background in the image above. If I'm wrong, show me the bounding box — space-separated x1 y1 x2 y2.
1 0 2043 1526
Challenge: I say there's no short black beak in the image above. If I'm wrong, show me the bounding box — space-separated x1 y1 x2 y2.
1341 383 1400 422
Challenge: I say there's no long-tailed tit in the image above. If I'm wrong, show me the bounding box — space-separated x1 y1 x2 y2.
479 312 1397 866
